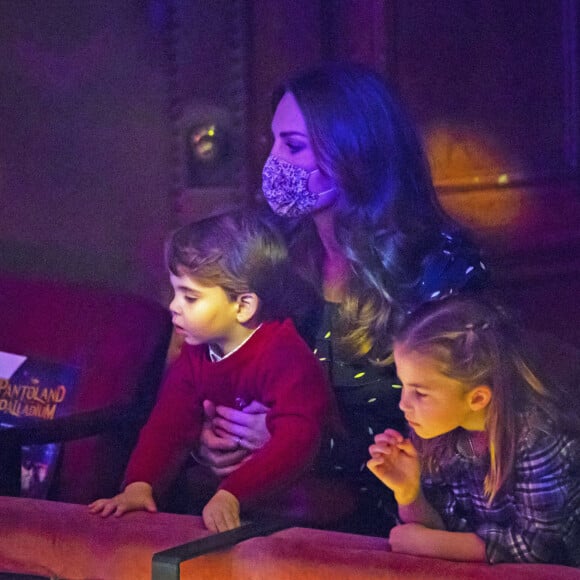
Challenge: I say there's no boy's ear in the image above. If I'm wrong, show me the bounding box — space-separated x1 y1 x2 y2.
235 292 260 324
468 385 492 411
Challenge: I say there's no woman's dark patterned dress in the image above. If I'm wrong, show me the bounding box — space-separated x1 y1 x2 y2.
308 233 488 536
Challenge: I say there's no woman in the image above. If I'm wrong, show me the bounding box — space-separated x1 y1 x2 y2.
194 62 487 535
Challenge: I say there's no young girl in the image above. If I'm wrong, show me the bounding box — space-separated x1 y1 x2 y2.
368 296 580 566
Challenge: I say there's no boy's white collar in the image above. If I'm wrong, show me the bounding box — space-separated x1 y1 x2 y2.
207 323 263 362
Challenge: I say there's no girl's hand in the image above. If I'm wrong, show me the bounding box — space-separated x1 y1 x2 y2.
88 482 157 517
202 489 241 533
367 429 421 505
197 400 271 476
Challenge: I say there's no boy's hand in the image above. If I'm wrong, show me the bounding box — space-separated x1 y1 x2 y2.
202 489 240 533
367 429 421 505
88 481 157 518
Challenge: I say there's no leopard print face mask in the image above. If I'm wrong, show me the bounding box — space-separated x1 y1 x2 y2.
262 155 331 217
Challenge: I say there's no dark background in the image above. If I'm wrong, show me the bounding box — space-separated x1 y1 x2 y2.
1 0 578 303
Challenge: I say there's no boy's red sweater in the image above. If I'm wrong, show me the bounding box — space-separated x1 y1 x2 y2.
124 318 331 504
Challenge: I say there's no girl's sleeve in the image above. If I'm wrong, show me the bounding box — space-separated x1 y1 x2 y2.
421 477 472 533
476 432 580 564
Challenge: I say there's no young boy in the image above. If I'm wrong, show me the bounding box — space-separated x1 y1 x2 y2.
89 210 330 532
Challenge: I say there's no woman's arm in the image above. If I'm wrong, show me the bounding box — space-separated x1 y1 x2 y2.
196 399 271 476
206 400 272 450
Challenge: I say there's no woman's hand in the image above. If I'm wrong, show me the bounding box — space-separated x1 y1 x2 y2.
210 400 272 450
197 400 271 477
88 482 157 518
367 429 421 505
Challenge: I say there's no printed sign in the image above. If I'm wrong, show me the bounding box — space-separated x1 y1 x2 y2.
0 351 80 498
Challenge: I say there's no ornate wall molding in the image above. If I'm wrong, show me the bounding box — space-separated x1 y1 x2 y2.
162 0 249 224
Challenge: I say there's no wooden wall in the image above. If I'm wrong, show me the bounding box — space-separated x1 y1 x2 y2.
2 1 578 309
0 1 173 297
236 0 580 345
244 0 580 286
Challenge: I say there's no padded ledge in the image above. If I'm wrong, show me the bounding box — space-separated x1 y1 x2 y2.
152 518 292 580
2 497 579 580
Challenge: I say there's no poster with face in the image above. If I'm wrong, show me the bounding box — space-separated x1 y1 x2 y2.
0 351 80 498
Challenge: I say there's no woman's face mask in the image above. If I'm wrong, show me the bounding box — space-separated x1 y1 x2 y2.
262 155 334 217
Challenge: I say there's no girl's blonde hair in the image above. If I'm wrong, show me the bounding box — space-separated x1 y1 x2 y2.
394 296 579 502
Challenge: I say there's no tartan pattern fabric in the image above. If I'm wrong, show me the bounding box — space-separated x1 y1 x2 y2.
423 414 580 566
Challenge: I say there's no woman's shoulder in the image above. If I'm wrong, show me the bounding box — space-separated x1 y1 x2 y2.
409 231 489 309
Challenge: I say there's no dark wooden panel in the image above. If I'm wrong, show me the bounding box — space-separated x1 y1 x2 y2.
246 0 324 193
308 0 580 284
321 0 393 71
393 0 578 186
0 0 172 295
165 0 250 224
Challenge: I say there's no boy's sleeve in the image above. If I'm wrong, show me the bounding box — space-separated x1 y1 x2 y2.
124 348 203 494
217 335 330 505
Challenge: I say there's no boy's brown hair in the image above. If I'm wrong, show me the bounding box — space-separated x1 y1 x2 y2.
167 210 295 322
